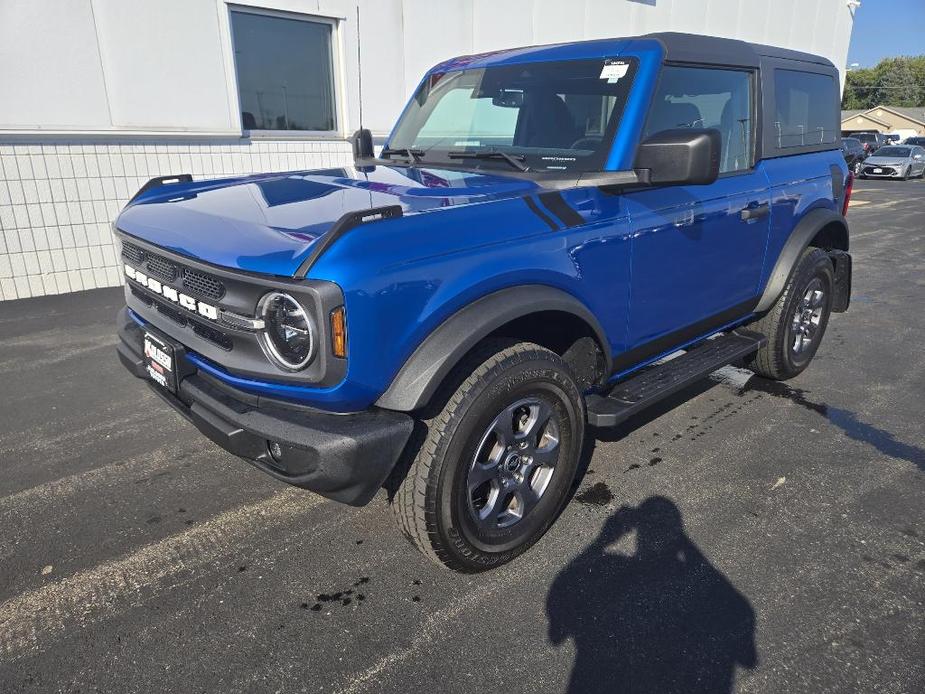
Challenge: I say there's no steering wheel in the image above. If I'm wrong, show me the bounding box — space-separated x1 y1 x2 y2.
570 136 603 150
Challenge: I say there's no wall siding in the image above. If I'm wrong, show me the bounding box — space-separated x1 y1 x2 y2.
0 140 353 301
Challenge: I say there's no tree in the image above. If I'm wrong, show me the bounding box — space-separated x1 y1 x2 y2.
842 55 925 109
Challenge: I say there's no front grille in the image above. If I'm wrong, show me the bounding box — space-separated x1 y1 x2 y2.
154 299 188 327
146 254 179 283
130 285 153 306
123 239 243 355
183 268 225 301
122 242 145 264
139 288 234 350
122 240 227 301
864 166 895 175
191 321 233 350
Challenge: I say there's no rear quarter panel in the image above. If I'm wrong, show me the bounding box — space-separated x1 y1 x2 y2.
759 151 846 290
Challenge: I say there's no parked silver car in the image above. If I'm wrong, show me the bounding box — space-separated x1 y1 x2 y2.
860 145 925 180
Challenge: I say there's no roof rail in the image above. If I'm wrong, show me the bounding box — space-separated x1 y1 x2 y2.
129 174 193 203
297 204 403 276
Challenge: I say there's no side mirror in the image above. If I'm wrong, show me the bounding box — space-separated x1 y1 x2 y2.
351 128 374 160
634 129 721 186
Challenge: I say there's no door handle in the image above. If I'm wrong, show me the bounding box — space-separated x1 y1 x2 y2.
740 203 770 221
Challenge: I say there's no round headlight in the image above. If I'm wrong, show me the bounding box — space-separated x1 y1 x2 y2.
258 292 315 371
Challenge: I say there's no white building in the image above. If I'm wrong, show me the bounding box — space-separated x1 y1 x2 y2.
0 0 856 301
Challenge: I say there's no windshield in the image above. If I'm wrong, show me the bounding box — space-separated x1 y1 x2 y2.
874 147 911 157
387 57 638 173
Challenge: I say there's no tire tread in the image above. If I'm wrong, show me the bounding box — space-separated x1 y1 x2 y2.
746 246 832 380
392 339 574 571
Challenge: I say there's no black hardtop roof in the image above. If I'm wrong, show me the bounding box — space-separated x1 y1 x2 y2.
645 32 835 69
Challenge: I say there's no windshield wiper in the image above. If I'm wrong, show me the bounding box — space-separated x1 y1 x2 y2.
447 150 530 172
380 147 424 163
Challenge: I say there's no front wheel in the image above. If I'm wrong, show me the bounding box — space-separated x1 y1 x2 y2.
745 247 834 380
852 160 863 176
392 339 585 572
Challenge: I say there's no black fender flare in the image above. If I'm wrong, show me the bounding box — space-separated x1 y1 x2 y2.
375 285 611 412
755 208 849 313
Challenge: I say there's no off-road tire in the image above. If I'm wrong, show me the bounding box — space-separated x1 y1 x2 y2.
746 247 834 380
392 339 584 572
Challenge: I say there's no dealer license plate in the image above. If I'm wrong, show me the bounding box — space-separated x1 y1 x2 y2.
144 332 177 393
873 168 883 173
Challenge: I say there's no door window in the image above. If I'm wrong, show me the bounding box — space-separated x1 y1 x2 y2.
643 66 753 174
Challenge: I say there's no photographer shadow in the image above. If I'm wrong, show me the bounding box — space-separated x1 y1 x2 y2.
546 497 757 694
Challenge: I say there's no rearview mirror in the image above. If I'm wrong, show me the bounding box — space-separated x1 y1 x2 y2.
634 128 721 186
351 128 374 160
492 89 524 108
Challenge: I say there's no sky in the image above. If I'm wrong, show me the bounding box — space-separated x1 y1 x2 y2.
847 0 925 68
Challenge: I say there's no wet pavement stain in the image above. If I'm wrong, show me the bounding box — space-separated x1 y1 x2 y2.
624 463 641 473
305 577 371 613
648 457 662 467
576 481 614 505
743 378 925 471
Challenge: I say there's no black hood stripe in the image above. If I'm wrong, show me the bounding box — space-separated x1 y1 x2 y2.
523 195 560 231
538 192 585 228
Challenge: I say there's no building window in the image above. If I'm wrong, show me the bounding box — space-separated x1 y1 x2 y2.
774 70 837 148
230 8 337 133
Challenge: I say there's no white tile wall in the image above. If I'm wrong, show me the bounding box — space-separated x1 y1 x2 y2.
0 139 353 301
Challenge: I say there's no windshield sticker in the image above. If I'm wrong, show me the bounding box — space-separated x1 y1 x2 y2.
600 60 630 83
454 140 481 147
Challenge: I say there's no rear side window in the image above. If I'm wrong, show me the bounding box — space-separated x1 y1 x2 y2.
773 70 837 148
643 65 753 174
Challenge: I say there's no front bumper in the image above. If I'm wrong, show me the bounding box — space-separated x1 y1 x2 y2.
861 164 905 178
117 307 413 506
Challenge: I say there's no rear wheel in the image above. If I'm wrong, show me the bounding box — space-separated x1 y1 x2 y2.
392 339 584 572
852 160 863 176
746 247 834 380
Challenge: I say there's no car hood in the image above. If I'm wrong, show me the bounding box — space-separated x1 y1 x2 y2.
116 165 540 277
864 156 909 166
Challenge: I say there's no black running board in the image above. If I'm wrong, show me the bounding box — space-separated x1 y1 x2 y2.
586 332 766 427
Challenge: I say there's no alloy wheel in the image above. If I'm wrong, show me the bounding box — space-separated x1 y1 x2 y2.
466 398 560 530
791 278 825 355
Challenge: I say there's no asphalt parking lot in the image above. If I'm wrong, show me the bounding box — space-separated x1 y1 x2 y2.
1 178 923 693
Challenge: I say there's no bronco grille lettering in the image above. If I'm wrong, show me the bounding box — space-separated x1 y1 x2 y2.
125 264 219 322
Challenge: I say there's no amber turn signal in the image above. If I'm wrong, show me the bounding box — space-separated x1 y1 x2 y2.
330 306 347 358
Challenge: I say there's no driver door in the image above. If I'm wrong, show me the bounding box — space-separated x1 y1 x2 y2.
622 65 770 360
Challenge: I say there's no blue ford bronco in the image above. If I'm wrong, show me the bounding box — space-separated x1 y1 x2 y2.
116 33 852 572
